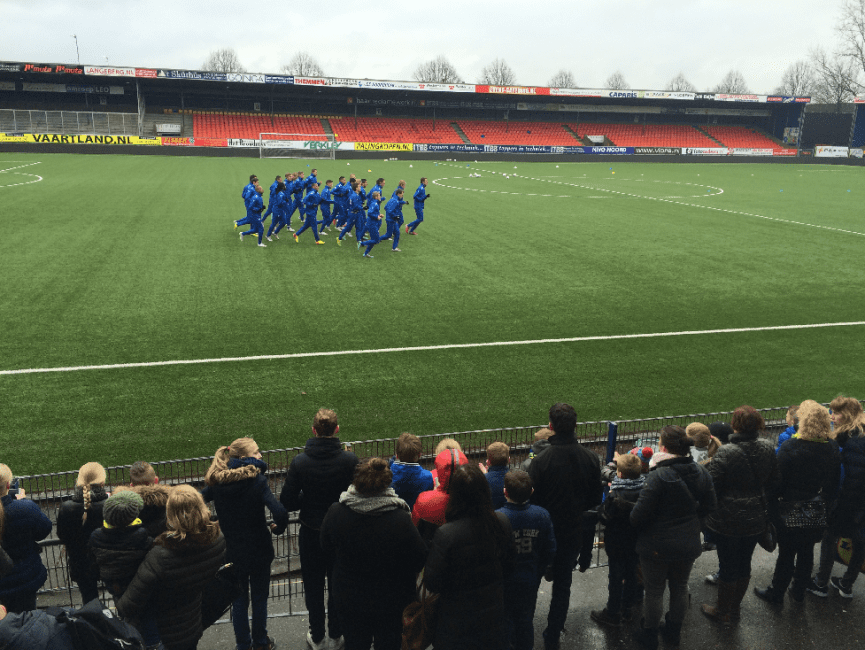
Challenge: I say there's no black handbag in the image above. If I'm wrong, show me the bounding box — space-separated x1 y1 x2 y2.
779 496 828 529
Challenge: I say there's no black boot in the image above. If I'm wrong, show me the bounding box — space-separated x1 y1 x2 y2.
658 612 682 647
635 619 659 650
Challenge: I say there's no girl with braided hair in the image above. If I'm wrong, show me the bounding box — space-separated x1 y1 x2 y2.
57 462 108 604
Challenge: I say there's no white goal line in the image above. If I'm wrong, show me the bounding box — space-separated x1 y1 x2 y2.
2 321 864 377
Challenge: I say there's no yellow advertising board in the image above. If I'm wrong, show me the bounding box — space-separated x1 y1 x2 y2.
353 142 413 152
0 133 162 145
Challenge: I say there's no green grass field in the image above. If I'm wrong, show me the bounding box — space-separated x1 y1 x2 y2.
1 152 863 474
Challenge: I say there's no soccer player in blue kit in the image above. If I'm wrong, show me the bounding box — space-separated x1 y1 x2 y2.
357 191 383 258
317 180 336 235
337 181 363 245
304 168 319 195
261 175 281 225
234 174 258 230
383 189 407 252
294 182 325 245
239 184 267 247
407 177 429 234
285 171 305 229
332 176 349 228
267 181 289 240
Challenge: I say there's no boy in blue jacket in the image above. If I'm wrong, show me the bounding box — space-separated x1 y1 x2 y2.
775 404 799 453
317 180 336 234
497 470 556 650
407 177 429 234
304 168 318 195
382 190 407 252
294 183 325 245
389 433 433 511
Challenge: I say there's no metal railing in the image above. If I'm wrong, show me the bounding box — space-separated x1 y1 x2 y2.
0 109 139 136
17 402 831 611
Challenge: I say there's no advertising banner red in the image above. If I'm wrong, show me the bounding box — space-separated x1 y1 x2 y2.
135 69 157 78
774 149 798 156
22 63 84 75
476 85 550 96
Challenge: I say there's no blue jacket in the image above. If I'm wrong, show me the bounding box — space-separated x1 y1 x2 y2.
775 425 797 453
304 174 318 194
358 186 368 206
268 180 279 201
496 502 556 584
291 178 305 198
389 458 434 511
247 193 264 220
303 189 321 217
242 182 256 208
0 495 52 602
333 182 349 204
366 197 381 220
384 197 407 221
320 186 335 205
485 465 510 510
274 190 288 216
413 184 428 208
348 190 363 214
371 184 384 203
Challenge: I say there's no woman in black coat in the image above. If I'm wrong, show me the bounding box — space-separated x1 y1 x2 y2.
810 396 865 597
755 400 840 604
117 485 226 650
630 426 716 649
701 406 781 624
202 438 286 650
56 462 108 604
320 457 427 650
423 463 516 650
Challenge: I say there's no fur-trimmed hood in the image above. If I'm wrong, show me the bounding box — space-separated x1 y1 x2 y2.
129 483 171 508
206 464 260 486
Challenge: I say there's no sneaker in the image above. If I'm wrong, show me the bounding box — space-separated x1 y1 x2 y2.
320 231 328 235
363 253 374 258
830 576 854 598
405 225 409 234
590 608 621 628
392 247 401 252
288 227 295 232
306 630 325 650
274 233 280 240
294 234 299 243
253 636 276 650
233 221 238 230
266 236 272 242
239 233 244 242
258 243 267 248
806 578 828 597
316 240 325 245
705 571 719 585
357 240 362 250
408 230 417 235
337 238 342 246
329 637 345 650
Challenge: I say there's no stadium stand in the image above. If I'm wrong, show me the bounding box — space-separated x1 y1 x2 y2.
326 117 464 144
457 120 580 146
702 125 784 150
192 112 329 140
570 123 719 148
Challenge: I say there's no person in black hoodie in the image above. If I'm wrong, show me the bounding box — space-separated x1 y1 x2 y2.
754 400 840 605
630 426 716 650
280 409 358 650
809 395 865 598
203 438 287 650
56 462 108 605
424 463 516 650
320 457 427 650
528 403 602 650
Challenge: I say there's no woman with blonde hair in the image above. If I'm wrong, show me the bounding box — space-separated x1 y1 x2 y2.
118 485 226 650
754 401 840 605
57 462 108 604
202 438 286 650
809 396 865 598
0 464 53 613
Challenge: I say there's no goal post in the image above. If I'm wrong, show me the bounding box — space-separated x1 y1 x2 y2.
259 133 337 159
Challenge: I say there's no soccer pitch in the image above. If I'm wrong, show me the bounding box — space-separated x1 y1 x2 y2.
1 152 863 474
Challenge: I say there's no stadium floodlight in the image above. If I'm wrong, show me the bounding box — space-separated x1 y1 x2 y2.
71 35 80 64
259 133 337 160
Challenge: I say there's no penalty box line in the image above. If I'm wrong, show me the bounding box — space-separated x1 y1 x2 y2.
2 321 865 377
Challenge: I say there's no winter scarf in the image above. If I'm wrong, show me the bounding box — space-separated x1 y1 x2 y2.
609 476 646 493
339 485 409 515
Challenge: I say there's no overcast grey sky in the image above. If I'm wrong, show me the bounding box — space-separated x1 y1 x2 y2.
0 0 843 93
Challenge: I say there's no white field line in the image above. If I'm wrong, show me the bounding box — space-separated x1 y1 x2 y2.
2 321 864 377
435 163 865 238
0 161 43 188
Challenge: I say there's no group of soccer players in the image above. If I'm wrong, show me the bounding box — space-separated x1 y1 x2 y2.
234 169 431 258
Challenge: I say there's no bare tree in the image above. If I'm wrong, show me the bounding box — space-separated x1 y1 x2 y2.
413 56 464 84
202 48 245 73
837 0 865 91
480 58 516 86
811 47 859 105
665 72 697 92
281 52 325 77
548 70 577 88
714 69 750 94
605 71 629 90
774 60 816 96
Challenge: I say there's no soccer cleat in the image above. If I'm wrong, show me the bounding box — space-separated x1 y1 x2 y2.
233 221 238 230
405 225 409 234
357 240 362 250
806 579 828 597
288 227 295 232
392 247 401 252
266 236 272 242
320 231 328 235
336 238 342 246
274 233 280 240
316 240 325 245
258 243 267 248
830 576 853 598
239 233 244 242
363 253 374 258
294 234 299 243
408 231 417 235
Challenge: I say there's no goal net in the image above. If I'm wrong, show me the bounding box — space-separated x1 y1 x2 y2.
259 133 337 159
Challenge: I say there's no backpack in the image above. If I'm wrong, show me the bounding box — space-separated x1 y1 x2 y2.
48 599 145 650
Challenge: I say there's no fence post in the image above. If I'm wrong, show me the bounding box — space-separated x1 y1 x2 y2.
605 421 618 464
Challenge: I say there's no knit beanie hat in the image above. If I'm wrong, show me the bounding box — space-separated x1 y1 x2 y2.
103 490 144 528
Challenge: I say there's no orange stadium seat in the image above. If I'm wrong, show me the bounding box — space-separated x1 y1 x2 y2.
702 125 783 151
457 120 579 146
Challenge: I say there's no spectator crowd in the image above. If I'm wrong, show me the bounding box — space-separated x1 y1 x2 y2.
0 397 863 650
